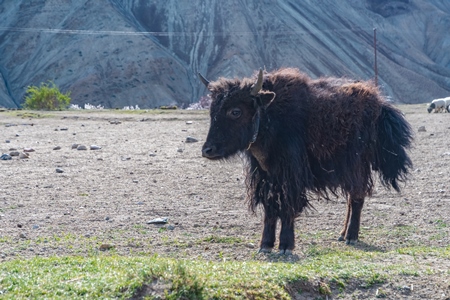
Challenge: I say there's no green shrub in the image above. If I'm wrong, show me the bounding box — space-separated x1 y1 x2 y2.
23 81 71 110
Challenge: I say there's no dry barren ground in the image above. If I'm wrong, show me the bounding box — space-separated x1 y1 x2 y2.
0 104 449 299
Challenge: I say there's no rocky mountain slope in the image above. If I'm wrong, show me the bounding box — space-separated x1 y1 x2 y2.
0 0 449 108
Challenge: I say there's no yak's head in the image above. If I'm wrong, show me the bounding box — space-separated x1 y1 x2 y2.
427 102 435 113
199 69 276 160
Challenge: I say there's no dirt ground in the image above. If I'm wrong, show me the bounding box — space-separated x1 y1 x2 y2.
0 105 449 299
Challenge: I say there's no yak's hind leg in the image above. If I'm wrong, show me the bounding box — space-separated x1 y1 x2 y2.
339 194 365 245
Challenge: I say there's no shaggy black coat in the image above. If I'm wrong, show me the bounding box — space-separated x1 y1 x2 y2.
201 68 413 253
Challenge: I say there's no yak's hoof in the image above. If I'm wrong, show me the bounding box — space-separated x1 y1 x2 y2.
258 247 272 254
278 249 293 255
346 239 357 245
338 235 345 242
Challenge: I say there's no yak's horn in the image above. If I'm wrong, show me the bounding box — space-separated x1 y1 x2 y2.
251 68 263 95
198 72 210 87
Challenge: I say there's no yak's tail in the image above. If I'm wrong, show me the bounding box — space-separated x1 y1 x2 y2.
374 104 413 192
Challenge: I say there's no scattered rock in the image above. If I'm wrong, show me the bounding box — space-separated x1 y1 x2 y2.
99 244 114 251
19 152 29 159
23 148 35 152
109 120 121 125
77 145 87 150
9 151 19 156
132 180 138 183
60 128 68 131
186 121 193 125
167 225 175 230
0 153 12 160
19 233 26 239
56 168 64 173
149 152 156 157
32 225 40 229
185 136 198 143
245 243 256 249
71 143 79 149
147 217 169 224
177 148 183 153
418 126 426 132
90 145 101 150
121 156 131 161
53 146 61 150
9 148 17 151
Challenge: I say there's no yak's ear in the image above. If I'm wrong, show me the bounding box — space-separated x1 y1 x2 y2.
258 91 276 108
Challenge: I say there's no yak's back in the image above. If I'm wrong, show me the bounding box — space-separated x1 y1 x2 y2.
306 77 383 159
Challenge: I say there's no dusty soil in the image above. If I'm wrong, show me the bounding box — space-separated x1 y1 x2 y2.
0 105 449 299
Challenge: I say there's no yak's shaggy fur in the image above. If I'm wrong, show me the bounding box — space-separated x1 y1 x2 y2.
201 68 413 253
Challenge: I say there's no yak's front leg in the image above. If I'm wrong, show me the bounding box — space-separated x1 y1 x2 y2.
259 207 277 253
278 215 295 255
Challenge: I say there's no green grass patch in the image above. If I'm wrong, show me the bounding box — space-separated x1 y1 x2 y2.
1 245 450 299
201 235 245 244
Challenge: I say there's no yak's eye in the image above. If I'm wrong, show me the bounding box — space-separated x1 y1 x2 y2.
227 108 242 119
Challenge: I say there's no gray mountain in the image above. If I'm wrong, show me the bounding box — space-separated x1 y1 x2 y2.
0 0 449 108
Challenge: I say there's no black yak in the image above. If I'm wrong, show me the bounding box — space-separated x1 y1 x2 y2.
199 68 413 254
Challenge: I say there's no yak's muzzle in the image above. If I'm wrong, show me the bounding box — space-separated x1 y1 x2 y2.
201 144 222 159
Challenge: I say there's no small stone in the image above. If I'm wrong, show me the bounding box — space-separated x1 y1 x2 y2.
177 148 183 153
77 145 87 150
53 146 61 150
19 233 26 239
0 153 12 160
71 143 79 149
137 201 144 205
17 224 23 228
60 128 68 131
245 243 256 249
99 244 114 251
167 225 175 230
5 140 10 143
185 136 198 143
133 180 138 183
32 225 39 229
9 148 17 151
23 148 35 152
19 152 29 159
90 145 101 150
105 216 110 221
186 121 193 125
149 152 156 157
9 151 20 156
147 217 168 224
56 168 64 173
418 126 426 132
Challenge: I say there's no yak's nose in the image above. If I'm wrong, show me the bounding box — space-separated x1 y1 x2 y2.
202 145 215 158
202 144 219 159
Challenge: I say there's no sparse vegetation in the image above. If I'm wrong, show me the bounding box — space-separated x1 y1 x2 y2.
23 81 71 110
1 246 449 299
